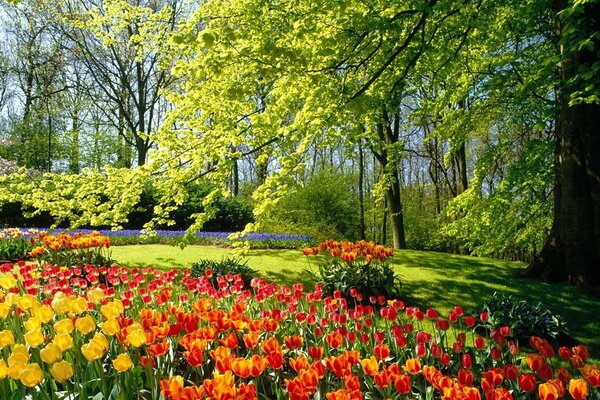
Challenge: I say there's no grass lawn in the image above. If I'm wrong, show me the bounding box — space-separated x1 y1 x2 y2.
110 244 600 356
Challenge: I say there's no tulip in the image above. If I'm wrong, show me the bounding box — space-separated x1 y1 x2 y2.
53 333 74 351
19 363 44 387
394 374 411 394
75 315 96 335
40 343 63 364
0 330 15 349
405 358 421 374
539 382 559 400
50 361 74 383
519 374 537 392
569 379 589 400
54 319 75 335
113 354 133 372
360 356 379 376
24 329 44 348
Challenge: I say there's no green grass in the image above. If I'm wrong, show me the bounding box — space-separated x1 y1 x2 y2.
110 244 600 356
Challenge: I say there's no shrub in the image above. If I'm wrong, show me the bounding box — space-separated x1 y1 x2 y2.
473 292 567 343
304 240 402 303
259 169 361 242
190 257 257 288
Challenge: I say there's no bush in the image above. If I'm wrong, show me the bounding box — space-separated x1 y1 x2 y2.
304 240 402 304
190 257 257 289
259 169 361 242
473 292 567 344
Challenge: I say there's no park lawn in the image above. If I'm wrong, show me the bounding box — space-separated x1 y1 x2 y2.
110 244 600 356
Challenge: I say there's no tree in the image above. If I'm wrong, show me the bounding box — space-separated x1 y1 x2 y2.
56 0 183 166
525 0 600 287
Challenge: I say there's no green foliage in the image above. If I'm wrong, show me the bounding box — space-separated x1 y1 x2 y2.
190 257 257 288
441 138 554 259
474 293 567 343
259 169 360 241
317 260 402 304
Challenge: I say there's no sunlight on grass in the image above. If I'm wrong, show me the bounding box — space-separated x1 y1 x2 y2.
110 244 600 357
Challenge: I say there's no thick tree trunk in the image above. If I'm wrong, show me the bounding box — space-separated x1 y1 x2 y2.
525 0 600 289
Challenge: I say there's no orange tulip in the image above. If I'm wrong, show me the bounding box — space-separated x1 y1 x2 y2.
539 382 559 400
289 356 310 373
569 379 588 400
284 335 303 350
581 364 600 387
219 332 239 349
326 332 344 349
374 368 391 388
148 340 170 357
404 358 422 375
243 332 259 349
360 356 379 376
394 374 411 394
373 344 390 360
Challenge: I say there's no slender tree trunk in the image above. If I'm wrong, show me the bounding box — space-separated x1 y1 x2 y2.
456 142 468 194
382 197 387 246
386 171 407 249
525 0 600 288
358 141 366 240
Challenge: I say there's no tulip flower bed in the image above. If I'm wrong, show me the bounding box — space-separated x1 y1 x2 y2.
4 228 312 249
0 261 598 400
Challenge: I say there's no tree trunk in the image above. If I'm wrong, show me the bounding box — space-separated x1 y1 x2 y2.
456 141 468 194
386 170 407 249
358 141 366 240
525 0 600 289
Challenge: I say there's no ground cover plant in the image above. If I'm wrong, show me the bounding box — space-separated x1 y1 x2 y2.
0 260 599 400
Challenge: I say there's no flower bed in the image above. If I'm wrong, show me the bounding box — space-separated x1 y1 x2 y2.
5 228 312 249
0 261 598 400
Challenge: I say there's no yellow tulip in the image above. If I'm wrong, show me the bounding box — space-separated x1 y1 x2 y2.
101 319 120 336
87 288 106 304
19 363 44 387
92 333 109 352
112 353 133 372
75 315 96 335
35 305 54 323
23 317 42 332
51 292 70 314
100 300 124 320
0 274 17 290
54 319 74 335
0 330 15 349
24 329 45 348
69 297 88 315
50 360 74 383
40 343 62 364
53 333 74 351
5 293 18 306
17 294 40 311
0 303 10 319
81 341 104 362
0 359 7 379
8 344 29 367
126 326 147 348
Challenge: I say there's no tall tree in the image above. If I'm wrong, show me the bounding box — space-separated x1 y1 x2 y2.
525 0 600 287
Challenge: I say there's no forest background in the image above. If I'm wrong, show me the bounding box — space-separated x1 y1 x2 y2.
0 0 598 286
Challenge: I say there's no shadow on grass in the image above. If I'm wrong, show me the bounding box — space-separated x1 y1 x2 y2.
394 250 600 356
262 268 319 290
